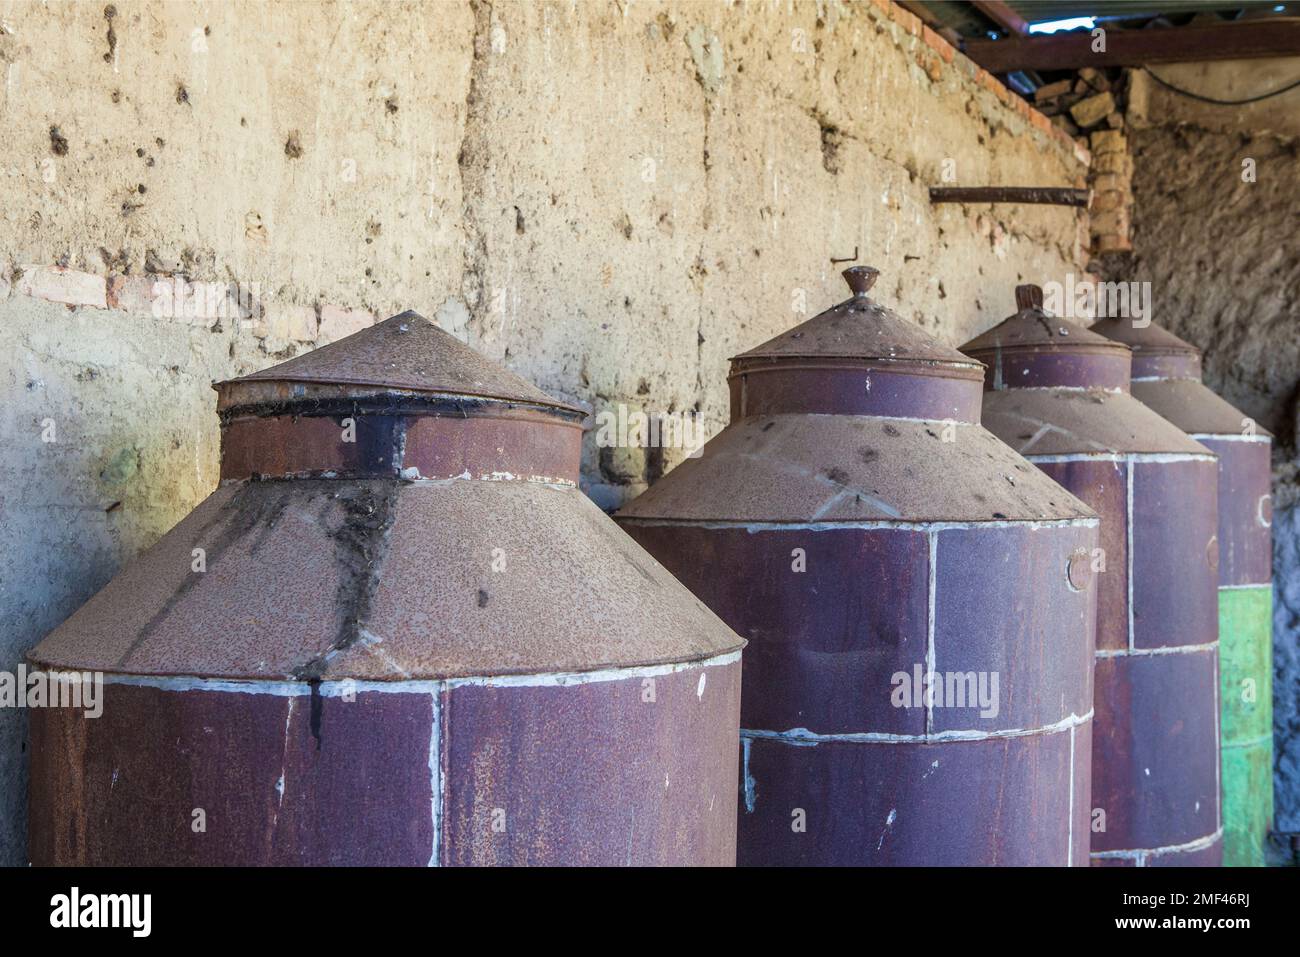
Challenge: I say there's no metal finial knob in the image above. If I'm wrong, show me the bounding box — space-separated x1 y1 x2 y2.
1015 284 1044 311
843 266 880 297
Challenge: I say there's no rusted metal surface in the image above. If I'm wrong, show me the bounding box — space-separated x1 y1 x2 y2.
928 186 1090 207
732 267 982 368
28 312 743 866
962 286 1131 393
728 361 984 421
33 479 739 680
1036 460 1129 653
617 414 1091 524
1092 317 1273 867
619 268 1100 866
29 683 438 866
1128 377 1268 441
29 660 740 866
728 266 984 423
219 406 582 483
1090 316 1205 380
1089 653 1221 867
224 311 583 414
1130 460 1220 649
981 389 1218 458
740 727 1090 865
441 661 741 866
962 286 1223 867
1199 437 1273 587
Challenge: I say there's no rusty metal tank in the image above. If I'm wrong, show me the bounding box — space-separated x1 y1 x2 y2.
1092 315 1273 867
617 266 1099 866
26 311 744 866
962 285 1222 867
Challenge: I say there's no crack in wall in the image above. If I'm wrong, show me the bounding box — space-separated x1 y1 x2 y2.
458 0 494 341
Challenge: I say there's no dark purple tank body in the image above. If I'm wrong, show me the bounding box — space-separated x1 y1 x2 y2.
1092 317 1272 868
963 287 1222 866
619 268 1099 866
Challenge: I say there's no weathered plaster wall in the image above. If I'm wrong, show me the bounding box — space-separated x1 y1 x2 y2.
0 0 1085 864
1121 59 1300 848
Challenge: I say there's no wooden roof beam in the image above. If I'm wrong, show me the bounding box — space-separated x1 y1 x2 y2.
972 1 1029 36
963 17 1300 72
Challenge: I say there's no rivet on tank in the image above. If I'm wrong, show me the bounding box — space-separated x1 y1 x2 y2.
618 266 1100 866
26 312 744 866
1092 314 1273 867
962 284 1222 867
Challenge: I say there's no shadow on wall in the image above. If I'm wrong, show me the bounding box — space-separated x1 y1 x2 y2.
0 295 228 865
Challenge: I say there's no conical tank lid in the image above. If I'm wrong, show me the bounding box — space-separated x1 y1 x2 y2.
218 311 582 414
1090 316 1202 380
961 284 1132 393
962 285 1126 357
1090 316 1201 359
1092 318 1267 436
731 266 981 374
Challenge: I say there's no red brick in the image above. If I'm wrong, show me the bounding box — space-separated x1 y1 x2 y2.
922 26 955 63
890 3 923 35
106 275 164 315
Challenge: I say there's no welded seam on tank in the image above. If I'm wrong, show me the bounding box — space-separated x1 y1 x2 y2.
404 473 578 488
1126 462 1135 652
999 386 1126 395
1219 582 1272 590
1067 725 1075 867
785 412 981 427
1088 826 1223 863
1017 424 1056 454
1186 433 1270 444
616 517 1099 533
1025 452 1217 464
218 390 586 424
925 531 937 737
1213 655 1222 827
1094 641 1218 658
1130 375 1199 383
64 650 743 696
217 474 578 490
428 691 442 868
739 708 1093 746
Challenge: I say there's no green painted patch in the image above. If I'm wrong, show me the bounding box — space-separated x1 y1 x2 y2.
1218 585 1273 868
1219 586 1273 745
1222 742 1273 868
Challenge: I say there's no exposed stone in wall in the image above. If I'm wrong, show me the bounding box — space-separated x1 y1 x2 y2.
1117 125 1299 438
0 0 1085 864
1032 68 1132 256
1275 480 1300 852
1112 58 1300 842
